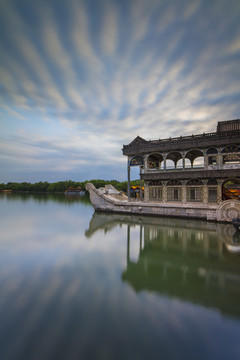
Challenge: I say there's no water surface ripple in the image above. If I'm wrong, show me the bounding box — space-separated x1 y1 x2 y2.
0 193 240 360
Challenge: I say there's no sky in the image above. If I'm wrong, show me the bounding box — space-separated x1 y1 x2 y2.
0 0 240 183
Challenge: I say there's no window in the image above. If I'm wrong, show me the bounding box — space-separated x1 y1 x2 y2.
221 145 240 165
223 153 240 164
208 187 217 203
222 179 240 200
167 187 182 201
149 187 162 201
208 155 217 165
207 148 218 154
187 187 203 202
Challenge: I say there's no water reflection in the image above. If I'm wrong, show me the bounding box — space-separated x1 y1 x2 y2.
86 213 240 319
0 192 91 205
1 194 240 360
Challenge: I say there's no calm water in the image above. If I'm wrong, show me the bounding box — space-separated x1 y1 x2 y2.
1 193 240 360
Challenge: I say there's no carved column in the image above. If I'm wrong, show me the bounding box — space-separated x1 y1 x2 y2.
163 153 167 171
182 181 187 203
217 179 223 203
181 151 186 169
144 181 149 202
217 148 223 169
144 154 148 172
162 181 167 203
202 180 208 204
203 149 208 169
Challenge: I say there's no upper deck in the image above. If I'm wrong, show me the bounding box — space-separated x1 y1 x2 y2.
122 119 240 156
122 119 240 181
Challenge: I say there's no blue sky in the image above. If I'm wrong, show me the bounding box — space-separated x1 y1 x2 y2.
0 0 240 183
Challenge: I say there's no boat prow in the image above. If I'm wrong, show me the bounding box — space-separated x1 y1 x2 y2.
85 183 129 212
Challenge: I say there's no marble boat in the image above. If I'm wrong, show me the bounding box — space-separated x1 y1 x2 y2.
87 119 240 223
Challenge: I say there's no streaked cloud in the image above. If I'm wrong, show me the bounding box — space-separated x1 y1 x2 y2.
0 0 240 182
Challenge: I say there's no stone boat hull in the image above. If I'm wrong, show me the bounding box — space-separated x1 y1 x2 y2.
86 183 240 223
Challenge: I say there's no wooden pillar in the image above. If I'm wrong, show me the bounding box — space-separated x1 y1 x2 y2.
127 161 131 201
127 224 130 264
140 166 143 201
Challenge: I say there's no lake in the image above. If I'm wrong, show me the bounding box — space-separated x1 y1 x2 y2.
0 193 240 360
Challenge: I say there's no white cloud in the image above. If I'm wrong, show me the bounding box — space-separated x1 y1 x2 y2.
1 1 68 111
0 0 239 181
100 0 118 55
71 0 103 72
182 0 200 20
227 36 240 55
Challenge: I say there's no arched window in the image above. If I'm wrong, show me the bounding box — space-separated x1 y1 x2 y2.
147 153 163 169
166 152 182 169
130 156 144 166
149 180 162 186
207 148 218 154
167 179 182 201
207 148 218 165
207 179 218 185
221 145 240 165
167 180 182 186
186 179 203 186
185 149 204 168
148 180 163 202
186 179 203 202
207 179 218 203
221 145 240 153
222 178 240 200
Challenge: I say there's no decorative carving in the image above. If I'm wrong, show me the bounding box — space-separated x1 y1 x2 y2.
130 156 144 166
216 200 240 222
126 136 148 149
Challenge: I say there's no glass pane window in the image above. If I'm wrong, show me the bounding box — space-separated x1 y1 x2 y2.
223 153 240 164
167 187 182 201
208 187 217 203
208 155 217 165
187 187 203 202
149 187 162 201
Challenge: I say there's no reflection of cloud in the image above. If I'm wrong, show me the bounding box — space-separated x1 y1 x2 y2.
1 198 240 358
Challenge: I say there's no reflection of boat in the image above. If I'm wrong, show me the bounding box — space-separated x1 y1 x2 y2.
224 230 240 253
86 212 240 319
65 187 85 195
85 211 219 237
224 244 240 254
232 218 240 231
86 183 240 223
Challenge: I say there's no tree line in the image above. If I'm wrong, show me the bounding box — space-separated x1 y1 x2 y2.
0 179 141 193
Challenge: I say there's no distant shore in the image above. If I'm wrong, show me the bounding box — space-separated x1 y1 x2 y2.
0 179 141 193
